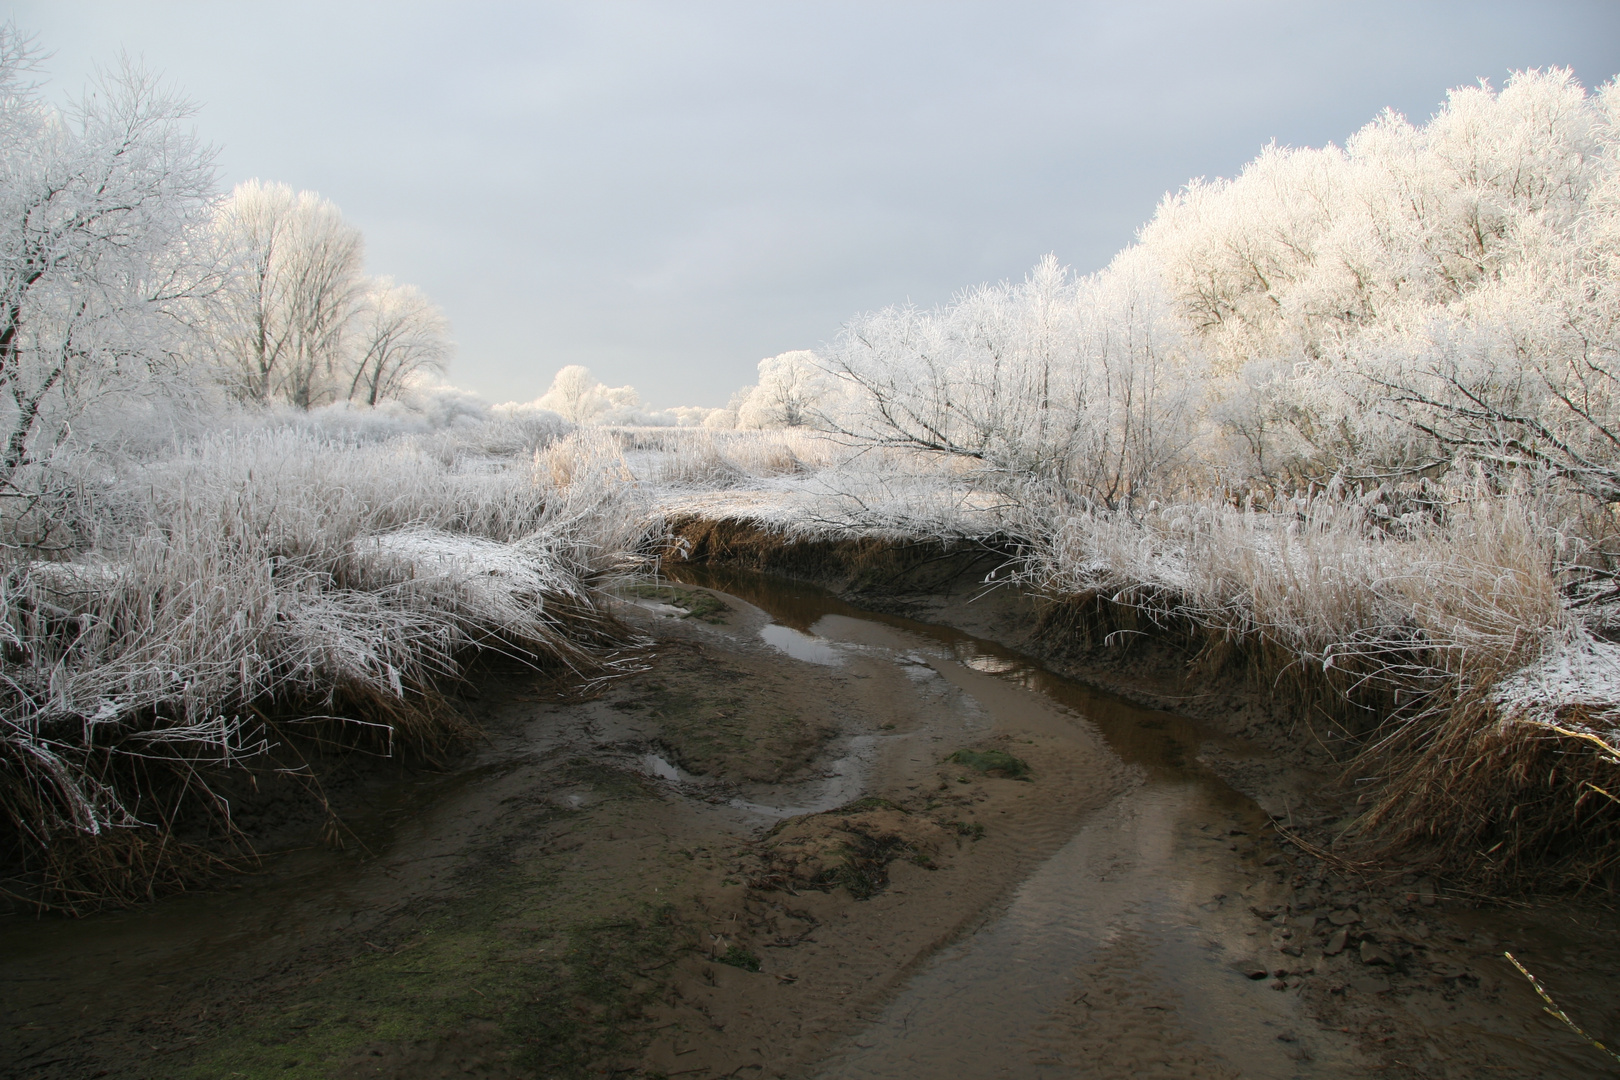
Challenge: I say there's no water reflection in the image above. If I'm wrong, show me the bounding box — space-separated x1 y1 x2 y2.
758 623 843 666
665 562 1237 784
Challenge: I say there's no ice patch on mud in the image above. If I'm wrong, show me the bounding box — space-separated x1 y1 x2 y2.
630 600 688 619
640 753 684 782
895 651 940 680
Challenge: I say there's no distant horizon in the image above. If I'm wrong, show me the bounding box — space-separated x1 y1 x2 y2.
10 1 1620 410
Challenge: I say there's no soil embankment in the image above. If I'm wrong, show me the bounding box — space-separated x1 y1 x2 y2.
3 546 1619 1078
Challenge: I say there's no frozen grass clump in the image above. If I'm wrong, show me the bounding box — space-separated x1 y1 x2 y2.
1029 488 1563 705
0 421 651 910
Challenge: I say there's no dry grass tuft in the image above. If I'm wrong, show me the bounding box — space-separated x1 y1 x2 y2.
1020 484 1620 890
1350 700 1620 890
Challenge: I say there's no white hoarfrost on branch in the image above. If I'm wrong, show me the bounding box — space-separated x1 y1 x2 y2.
824 252 1204 508
212 179 364 408
0 30 217 492
211 180 453 410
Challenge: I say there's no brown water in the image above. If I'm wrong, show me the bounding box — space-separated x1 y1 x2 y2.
671 566 1620 1080
671 565 1361 1077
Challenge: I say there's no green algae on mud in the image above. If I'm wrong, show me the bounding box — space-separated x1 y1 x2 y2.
948 747 1031 780
617 669 834 783
184 891 543 1079
622 583 732 623
187 901 691 1080
174 765 699 1080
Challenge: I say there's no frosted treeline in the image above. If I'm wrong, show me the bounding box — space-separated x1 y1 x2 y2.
515 352 839 431
817 69 1620 506
0 45 455 500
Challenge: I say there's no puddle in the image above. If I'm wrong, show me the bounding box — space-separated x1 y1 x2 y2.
758 622 844 665
640 752 683 782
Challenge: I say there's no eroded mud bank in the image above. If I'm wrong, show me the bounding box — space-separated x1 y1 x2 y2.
3 567 1618 1079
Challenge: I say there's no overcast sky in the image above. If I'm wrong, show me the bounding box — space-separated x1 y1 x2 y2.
11 2 1620 408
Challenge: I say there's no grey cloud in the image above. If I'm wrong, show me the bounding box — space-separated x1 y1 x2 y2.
10 0 1620 406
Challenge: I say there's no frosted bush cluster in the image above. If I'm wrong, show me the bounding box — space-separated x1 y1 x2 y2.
647 70 1620 746
0 32 646 864
4 422 650 848
811 69 1620 507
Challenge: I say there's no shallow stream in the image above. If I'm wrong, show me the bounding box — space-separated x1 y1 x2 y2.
672 566 1361 1076
3 569 1617 1078
673 566 1620 1079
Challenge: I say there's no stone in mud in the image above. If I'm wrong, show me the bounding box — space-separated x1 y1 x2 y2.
1359 940 1394 966
1328 908 1360 926
1324 928 1349 955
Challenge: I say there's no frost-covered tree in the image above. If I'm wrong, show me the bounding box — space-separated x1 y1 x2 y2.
212 182 454 412
1132 68 1620 493
213 180 364 408
536 364 599 423
826 253 1204 507
0 31 217 490
819 70 1620 504
346 278 451 406
734 351 834 429
533 365 641 424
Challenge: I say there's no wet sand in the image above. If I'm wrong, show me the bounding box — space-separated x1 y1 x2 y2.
3 570 1618 1079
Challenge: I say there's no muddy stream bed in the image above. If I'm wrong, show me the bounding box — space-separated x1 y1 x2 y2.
4 569 1618 1079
